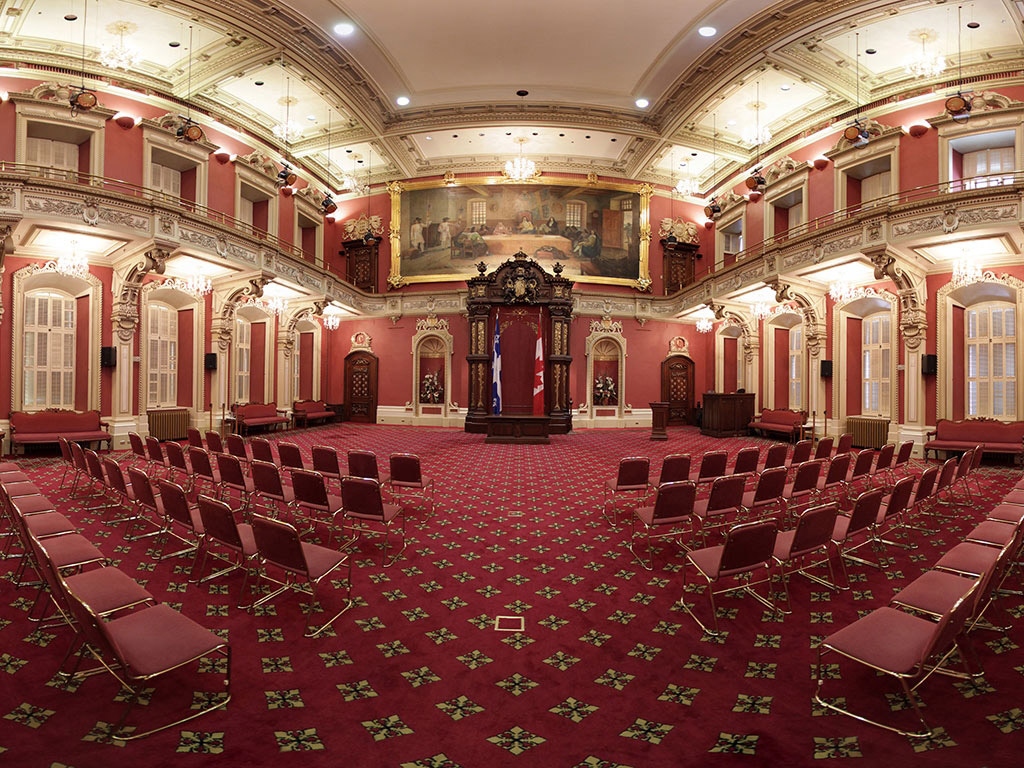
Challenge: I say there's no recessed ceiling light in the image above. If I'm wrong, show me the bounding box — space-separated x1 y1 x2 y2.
558 133 565 137
585 135 591 139
333 22 355 36
478 132 485 137
345 148 353 153
865 48 877 55
532 132 538 136
691 152 698 156
611 138 617 142
452 134 458 138
727 119 737 126
780 84 791 91
424 136 432 141
306 114 317 121
967 21 980 29
698 25 717 37
64 13 77 21
169 41 181 48
254 80 263 86
395 96 410 106
635 98 649 109
679 161 687 167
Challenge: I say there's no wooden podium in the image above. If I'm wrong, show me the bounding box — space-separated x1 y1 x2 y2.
649 402 669 440
700 392 755 438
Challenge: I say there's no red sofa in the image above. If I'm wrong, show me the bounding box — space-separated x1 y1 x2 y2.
924 418 1024 463
293 400 334 428
234 403 290 435
748 408 806 442
9 409 112 454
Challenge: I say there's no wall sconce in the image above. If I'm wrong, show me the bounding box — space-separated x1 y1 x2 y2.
112 112 140 130
907 122 930 138
812 156 830 171
213 148 232 164
0 90 10 103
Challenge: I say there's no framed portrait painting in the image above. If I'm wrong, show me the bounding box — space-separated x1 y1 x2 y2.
386 177 653 290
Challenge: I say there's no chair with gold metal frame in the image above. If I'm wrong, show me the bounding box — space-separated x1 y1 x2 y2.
388 453 436 513
773 502 840 607
249 513 354 637
679 519 780 636
602 457 650 525
193 494 258 608
338 475 406 567
627 480 696 570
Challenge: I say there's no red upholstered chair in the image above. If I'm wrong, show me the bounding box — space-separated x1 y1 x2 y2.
339 476 406 567
692 473 746 543
249 514 354 637
155 479 204 564
602 457 650 524
950 447 976 505
251 460 296 519
164 441 194 494
680 519 779 635
57 436 75 488
773 502 841 609
968 443 985 496
125 468 164 542
844 449 875 500
58 569 231 740
193 495 258 607
814 453 852 505
782 459 824 519
892 440 915 476
205 430 224 455
927 457 961 518
758 443 789 472
874 475 916 551
628 480 696 570
657 454 691 484
215 453 255 516
871 443 896 482
741 466 788 521
68 441 94 497
312 446 344 493
348 450 382 482
187 427 204 449
145 436 173 478
814 576 980 738
689 450 728 485
278 441 305 474
250 437 275 465
731 447 760 476
813 436 834 460
830 488 886 583
785 439 813 469
82 448 121 518
188 447 221 500
226 433 250 467
101 457 138 528
21 527 108 615
388 453 435 513
291 469 343 536
127 432 149 470
833 433 854 457
900 464 939 529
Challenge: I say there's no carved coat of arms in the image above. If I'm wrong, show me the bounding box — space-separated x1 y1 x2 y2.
502 266 539 304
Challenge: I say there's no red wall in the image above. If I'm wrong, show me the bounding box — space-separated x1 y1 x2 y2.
773 327 788 409
104 122 143 186
177 309 194 407
722 337 737 393
299 332 314 401
250 322 266 403
75 295 90 411
952 306 965 421
846 317 862 416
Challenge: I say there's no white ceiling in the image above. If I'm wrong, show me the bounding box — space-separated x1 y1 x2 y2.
1 0 1022 188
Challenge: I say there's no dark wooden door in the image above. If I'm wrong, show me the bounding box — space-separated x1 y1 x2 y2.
344 351 378 423
661 356 694 425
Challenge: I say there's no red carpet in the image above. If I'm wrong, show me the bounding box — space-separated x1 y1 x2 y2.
2 424 1023 767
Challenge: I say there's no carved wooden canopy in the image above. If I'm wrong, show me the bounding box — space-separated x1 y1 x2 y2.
466 252 574 311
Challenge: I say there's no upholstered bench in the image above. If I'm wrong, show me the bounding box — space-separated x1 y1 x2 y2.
234 403 290 435
748 408 806 442
924 418 1024 464
293 400 335 428
9 409 112 454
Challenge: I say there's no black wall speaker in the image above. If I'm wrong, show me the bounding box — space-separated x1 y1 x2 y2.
820 360 833 378
204 352 218 371
922 353 938 375
100 346 116 368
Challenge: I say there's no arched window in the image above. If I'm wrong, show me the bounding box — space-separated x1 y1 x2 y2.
23 289 75 409
235 318 251 403
967 302 1016 418
862 312 891 416
147 303 178 408
789 326 803 407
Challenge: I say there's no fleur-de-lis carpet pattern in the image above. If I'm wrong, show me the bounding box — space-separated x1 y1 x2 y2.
1 424 1023 767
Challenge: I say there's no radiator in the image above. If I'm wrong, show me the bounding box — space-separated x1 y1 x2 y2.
147 408 190 441
847 416 890 449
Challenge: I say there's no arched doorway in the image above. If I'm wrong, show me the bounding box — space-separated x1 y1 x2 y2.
344 351 378 423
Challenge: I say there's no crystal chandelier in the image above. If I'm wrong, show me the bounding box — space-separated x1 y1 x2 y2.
99 22 140 71
322 313 341 331
41 240 89 280
951 259 985 287
503 137 540 181
903 30 945 79
742 125 773 147
695 317 714 333
163 275 212 298
242 295 288 317
752 302 774 321
674 177 695 197
272 121 304 144
829 281 878 303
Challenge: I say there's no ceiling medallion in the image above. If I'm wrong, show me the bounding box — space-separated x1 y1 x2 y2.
903 29 945 79
503 136 540 182
99 21 141 71
40 239 89 280
162 274 212 298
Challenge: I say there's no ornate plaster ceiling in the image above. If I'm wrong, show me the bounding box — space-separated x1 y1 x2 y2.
0 0 1021 194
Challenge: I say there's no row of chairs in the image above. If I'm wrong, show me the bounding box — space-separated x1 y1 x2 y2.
59 438 409 570
0 460 231 740
814 464 1024 738
125 431 436 513
621 441 928 569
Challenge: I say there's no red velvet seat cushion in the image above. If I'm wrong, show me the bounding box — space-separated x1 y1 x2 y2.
13 495 57 516
634 505 689 527
37 534 105 569
103 603 224 677
890 571 976 617
13 430 111 444
65 567 153 616
822 607 935 673
244 417 288 426
300 542 347 581
988 504 1024 525
25 511 77 538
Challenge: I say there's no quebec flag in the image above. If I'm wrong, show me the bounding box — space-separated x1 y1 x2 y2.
491 318 502 414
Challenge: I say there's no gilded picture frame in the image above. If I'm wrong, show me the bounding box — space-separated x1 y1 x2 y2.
386 177 653 290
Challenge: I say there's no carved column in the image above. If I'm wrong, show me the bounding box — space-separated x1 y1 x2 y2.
464 297 491 434
548 301 573 430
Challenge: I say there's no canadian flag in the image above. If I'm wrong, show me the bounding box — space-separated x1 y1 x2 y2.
533 322 545 415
